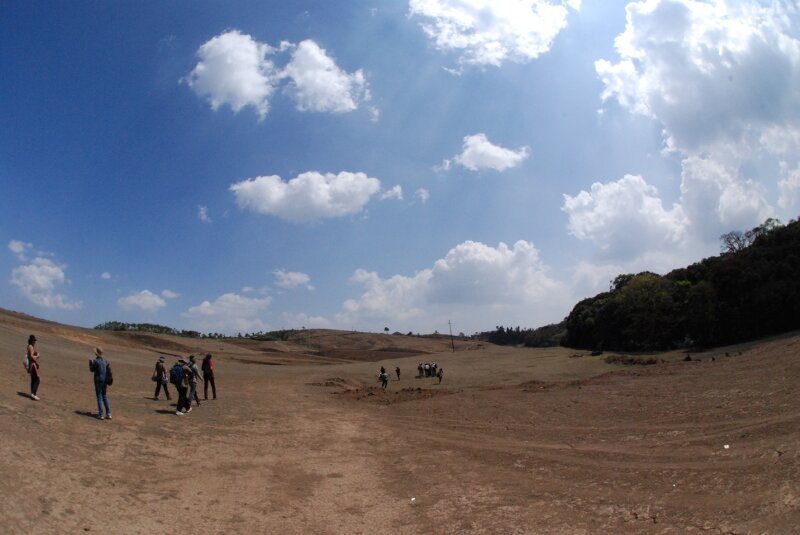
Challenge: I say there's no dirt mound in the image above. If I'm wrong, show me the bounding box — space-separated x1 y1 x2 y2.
333 386 454 404
306 377 361 390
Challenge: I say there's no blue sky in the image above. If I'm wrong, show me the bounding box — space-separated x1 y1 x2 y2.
2 0 799 335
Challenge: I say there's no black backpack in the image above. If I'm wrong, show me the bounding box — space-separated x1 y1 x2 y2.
105 363 114 386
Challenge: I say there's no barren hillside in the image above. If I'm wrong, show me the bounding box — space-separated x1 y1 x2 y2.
1 308 798 533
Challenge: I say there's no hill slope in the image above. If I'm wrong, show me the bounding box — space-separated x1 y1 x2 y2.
1 309 799 533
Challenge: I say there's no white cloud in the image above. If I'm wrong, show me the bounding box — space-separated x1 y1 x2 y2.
679 156 772 239
8 240 33 261
380 185 403 201
273 269 315 291
186 32 371 120
198 205 212 223
100 272 112 280
452 133 530 172
434 159 452 172
118 290 167 312
230 171 381 222
562 164 774 268
409 0 580 67
185 30 276 120
161 289 180 299
562 174 686 261
182 292 271 334
416 188 431 203
586 1 799 266
11 257 81 310
595 0 800 160
281 40 370 113
280 312 330 329
336 240 569 332
778 161 800 210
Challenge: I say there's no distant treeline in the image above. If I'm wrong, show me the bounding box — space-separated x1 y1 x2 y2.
93 322 300 341
475 322 567 348
563 218 800 351
93 321 222 339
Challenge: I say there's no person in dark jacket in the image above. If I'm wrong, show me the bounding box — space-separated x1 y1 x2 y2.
26 334 41 400
173 358 192 415
89 347 111 420
202 353 216 400
152 356 170 401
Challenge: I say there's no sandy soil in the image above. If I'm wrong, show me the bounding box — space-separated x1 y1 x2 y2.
1 308 798 534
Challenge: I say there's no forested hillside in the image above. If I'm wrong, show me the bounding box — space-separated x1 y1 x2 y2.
563 218 800 351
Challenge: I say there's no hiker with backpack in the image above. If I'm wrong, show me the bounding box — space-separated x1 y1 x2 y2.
152 356 171 401
202 353 216 400
25 334 41 401
170 358 192 415
188 355 201 407
89 347 112 420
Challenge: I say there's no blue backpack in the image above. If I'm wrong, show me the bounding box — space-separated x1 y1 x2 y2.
169 363 184 385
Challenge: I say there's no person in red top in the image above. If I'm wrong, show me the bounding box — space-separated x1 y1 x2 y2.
202 353 216 400
27 334 41 400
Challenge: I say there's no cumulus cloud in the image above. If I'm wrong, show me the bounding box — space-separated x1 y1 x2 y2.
679 156 772 239
118 290 167 312
562 164 774 271
380 185 403 201
273 269 314 290
562 174 686 261
336 240 569 332
595 0 800 159
452 133 530 172
161 289 180 299
11 256 81 310
182 292 271 334
8 240 33 261
409 0 580 67
186 31 371 119
100 272 112 280
416 188 431 203
281 40 370 113
588 0 795 264
185 30 276 120
230 171 381 222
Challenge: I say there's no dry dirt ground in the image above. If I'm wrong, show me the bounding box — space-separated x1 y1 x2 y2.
1 308 799 534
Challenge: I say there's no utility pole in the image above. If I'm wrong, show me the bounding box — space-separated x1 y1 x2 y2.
448 320 455 353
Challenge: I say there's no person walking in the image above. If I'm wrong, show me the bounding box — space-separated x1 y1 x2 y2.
395 366 401 380
89 347 112 420
188 355 201 407
26 334 41 401
379 369 389 390
437 367 444 385
202 353 216 400
171 358 192 415
152 356 171 401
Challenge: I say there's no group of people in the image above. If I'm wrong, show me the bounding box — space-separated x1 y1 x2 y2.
152 353 216 416
25 334 114 420
22 333 218 420
377 362 444 388
418 362 444 383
